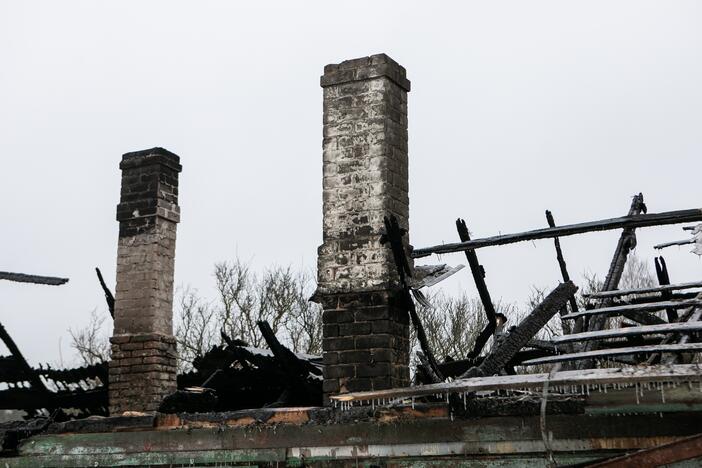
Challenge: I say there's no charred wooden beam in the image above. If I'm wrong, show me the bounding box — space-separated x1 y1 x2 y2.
576 194 646 368
583 280 702 299
0 322 51 405
551 321 702 345
545 210 577 335
562 300 699 321
458 281 577 379
456 219 498 359
331 364 702 404
383 215 444 383
522 343 702 366
655 238 696 249
95 267 115 318
411 206 702 258
655 257 678 322
0 271 68 286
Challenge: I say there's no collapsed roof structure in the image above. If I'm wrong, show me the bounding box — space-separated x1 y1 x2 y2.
1 54 701 467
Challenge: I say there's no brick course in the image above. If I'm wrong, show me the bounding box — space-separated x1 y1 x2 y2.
315 54 412 402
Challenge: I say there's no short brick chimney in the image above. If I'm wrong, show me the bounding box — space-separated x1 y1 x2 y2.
109 148 181 414
316 54 411 401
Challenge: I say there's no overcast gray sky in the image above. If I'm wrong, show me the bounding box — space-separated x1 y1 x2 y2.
1 1 700 366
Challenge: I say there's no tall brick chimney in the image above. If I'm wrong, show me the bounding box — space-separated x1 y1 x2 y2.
316 54 411 401
109 148 181 414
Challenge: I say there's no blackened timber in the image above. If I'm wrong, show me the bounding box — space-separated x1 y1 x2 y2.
576 194 646 368
562 300 700 321
654 238 696 249
456 219 497 359
546 210 576 334
383 215 444 383
410 207 702 258
95 267 115 318
256 321 321 406
656 257 678 322
522 343 702 366
0 323 49 397
550 321 702 345
458 281 577 379
0 272 68 286
332 364 702 403
584 281 702 299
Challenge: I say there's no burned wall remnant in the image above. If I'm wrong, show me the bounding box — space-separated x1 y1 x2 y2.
109 148 182 414
316 54 412 400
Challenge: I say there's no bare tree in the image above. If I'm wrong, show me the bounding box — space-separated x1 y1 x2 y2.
69 309 110 366
174 286 217 372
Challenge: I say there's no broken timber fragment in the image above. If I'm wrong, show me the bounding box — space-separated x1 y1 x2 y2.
94 267 115 318
458 281 577 379
411 206 702 258
0 271 68 286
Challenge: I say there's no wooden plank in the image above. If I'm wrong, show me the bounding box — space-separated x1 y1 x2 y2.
588 433 702 467
521 343 702 366
330 364 702 403
550 322 702 345
584 281 702 299
0 271 68 286
411 208 702 258
562 300 702 321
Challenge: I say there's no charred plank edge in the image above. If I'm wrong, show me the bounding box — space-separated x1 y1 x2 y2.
562 300 702 320
410 208 702 258
522 343 702 366
583 281 702 299
330 364 702 402
550 322 702 345
0 271 68 286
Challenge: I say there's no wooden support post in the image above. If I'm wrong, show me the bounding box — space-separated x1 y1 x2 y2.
456 219 498 359
545 210 576 335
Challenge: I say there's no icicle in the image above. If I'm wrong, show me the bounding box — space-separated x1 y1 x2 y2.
411 397 415 410
661 386 666 404
635 383 640 405
463 392 467 409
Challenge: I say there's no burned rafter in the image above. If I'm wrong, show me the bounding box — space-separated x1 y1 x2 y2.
411 204 702 258
455 219 500 360
575 194 646 368
382 215 445 383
